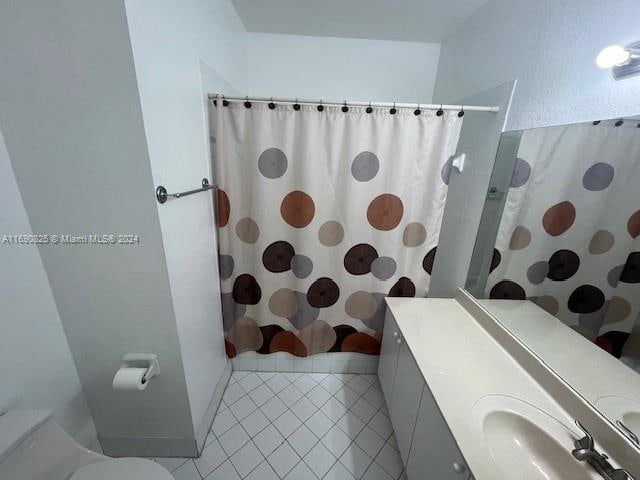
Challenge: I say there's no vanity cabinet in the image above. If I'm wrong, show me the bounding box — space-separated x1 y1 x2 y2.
379 310 472 479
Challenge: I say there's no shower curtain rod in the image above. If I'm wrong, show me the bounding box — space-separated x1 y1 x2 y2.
208 94 500 113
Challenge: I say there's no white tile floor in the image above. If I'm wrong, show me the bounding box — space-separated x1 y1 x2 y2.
154 371 405 480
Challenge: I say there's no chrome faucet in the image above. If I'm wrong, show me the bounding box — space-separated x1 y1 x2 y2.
572 420 635 480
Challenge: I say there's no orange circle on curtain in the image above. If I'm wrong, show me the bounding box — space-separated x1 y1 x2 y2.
367 194 404 231
216 189 230 227
281 190 315 228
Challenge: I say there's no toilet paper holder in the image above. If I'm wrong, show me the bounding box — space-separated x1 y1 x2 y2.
119 354 160 385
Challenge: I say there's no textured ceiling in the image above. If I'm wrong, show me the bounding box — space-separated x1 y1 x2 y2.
231 0 489 43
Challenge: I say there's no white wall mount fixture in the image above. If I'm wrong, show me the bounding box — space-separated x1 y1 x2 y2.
112 354 160 391
452 153 466 173
596 42 640 80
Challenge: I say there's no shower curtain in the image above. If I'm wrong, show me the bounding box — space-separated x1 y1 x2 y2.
487 120 640 355
213 101 463 357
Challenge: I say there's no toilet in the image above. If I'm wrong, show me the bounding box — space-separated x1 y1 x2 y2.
0 410 174 480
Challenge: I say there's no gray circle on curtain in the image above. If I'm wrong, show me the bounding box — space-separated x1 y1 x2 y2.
258 148 288 178
351 151 379 182
291 255 313 279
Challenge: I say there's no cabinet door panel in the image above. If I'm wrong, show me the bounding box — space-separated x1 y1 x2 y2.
378 310 401 407
407 383 469 480
389 341 423 465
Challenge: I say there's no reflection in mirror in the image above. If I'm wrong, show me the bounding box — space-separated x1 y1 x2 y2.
467 116 640 447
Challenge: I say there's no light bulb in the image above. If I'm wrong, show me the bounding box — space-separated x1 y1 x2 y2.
596 45 631 69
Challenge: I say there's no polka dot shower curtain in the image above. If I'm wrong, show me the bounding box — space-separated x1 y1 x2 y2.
486 120 640 353
212 101 463 358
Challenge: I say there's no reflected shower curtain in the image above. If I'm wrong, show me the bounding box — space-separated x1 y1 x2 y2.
213 101 463 357
487 120 640 356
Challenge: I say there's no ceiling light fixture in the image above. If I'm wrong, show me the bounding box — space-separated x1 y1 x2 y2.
596 42 640 80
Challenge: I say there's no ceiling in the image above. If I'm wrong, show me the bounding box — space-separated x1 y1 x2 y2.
231 0 488 43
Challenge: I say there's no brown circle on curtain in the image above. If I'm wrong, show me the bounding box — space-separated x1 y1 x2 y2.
542 201 576 236
628 210 640 238
367 194 404 230
329 324 358 352
547 249 580 281
568 285 605 314
232 274 262 305
388 277 416 297
341 333 381 355
270 331 308 357
216 189 230 227
263 241 295 272
257 324 284 354
489 280 526 300
281 190 315 228
307 277 340 308
422 247 437 274
344 243 379 275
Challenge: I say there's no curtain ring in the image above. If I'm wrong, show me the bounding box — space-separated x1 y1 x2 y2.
244 96 252 108
458 105 465 117
268 97 276 110
615 119 624 127
317 99 324 112
342 100 349 113
436 104 444 116
222 95 229 107
414 103 421 116
390 102 397 115
293 98 301 111
366 101 373 114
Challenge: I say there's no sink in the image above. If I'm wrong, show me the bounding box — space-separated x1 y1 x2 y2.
595 396 640 443
471 395 600 479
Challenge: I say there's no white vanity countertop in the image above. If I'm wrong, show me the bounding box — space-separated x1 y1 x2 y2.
477 299 640 409
385 297 585 479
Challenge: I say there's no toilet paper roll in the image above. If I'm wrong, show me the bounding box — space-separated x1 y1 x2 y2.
112 367 148 391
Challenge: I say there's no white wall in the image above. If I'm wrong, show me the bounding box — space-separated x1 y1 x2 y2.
123 0 247 442
434 0 640 131
0 0 195 457
248 33 441 102
0 131 97 448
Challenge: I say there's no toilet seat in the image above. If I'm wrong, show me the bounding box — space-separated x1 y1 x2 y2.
70 458 174 480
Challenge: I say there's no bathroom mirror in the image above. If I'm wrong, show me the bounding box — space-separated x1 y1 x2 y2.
466 116 640 448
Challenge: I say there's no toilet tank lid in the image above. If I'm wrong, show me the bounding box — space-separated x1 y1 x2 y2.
0 410 53 462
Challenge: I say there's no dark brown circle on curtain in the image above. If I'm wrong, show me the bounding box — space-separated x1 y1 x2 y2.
329 324 358 352
542 201 576 236
547 249 580 281
232 274 262 305
489 280 526 300
628 210 640 238
422 247 437 274
490 249 501 273
270 331 308 357
216 188 231 227
620 252 640 283
341 332 381 355
367 194 404 230
263 241 295 272
568 285 605 313
344 243 379 275
257 324 285 354
307 277 340 308
388 277 416 297
281 190 316 228
597 331 629 358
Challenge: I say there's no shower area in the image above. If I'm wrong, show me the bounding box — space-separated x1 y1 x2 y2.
206 95 496 372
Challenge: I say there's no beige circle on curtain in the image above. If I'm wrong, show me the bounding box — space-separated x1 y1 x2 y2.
533 295 559 315
318 220 344 246
235 217 260 243
227 316 263 353
509 226 532 250
268 288 298 318
604 296 632 324
345 291 378 320
298 320 337 355
623 327 640 360
403 223 427 247
588 230 615 254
